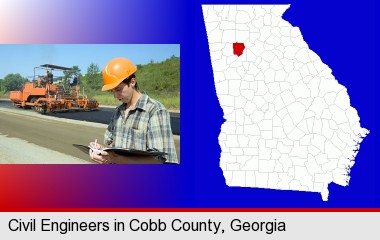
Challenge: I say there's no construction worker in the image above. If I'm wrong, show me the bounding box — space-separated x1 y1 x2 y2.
43 70 53 85
47 71 53 84
88 57 178 164
69 73 78 95
69 73 78 87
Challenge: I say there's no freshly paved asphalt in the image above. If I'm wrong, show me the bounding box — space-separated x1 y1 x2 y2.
0 100 180 135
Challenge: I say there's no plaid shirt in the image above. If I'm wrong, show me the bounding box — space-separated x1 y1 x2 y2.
104 94 178 163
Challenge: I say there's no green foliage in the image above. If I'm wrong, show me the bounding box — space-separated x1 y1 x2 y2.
83 57 180 109
93 92 180 110
149 94 180 110
81 63 102 96
136 57 180 99
92 93 120 106
61 66 81 89
2 73 28 92
0 57 180 109
63 66 81 78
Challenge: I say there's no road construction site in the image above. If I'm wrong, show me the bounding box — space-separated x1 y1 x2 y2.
0 100 180 164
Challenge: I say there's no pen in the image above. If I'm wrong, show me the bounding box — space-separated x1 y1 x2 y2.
91 139 102 153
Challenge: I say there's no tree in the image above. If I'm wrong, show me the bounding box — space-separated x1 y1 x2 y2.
82 63 102 94
170 54 179 60
2 74 28 92
62 66 81 88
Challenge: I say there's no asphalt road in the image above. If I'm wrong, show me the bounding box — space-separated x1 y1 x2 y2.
0 99 180 135
0 108 106 162
0 100 180 163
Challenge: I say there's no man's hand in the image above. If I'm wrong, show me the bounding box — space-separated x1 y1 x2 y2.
88 141 110 164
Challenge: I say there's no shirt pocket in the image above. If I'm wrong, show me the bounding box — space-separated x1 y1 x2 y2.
125 128 147 151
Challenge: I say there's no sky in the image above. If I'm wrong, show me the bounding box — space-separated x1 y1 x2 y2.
0 44 180 80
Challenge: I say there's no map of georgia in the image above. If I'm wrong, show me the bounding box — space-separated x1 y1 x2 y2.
202 5 369 201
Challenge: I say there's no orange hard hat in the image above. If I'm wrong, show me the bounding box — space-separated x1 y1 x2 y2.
102 57 137 91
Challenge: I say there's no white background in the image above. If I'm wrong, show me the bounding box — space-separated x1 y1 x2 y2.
0 211 379 239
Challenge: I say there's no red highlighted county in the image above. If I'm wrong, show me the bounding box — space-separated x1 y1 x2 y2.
233 42 245 57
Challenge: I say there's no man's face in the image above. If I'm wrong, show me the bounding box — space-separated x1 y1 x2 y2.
111 81 133 104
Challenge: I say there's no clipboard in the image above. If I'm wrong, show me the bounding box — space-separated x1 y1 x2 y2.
72 144 167 156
